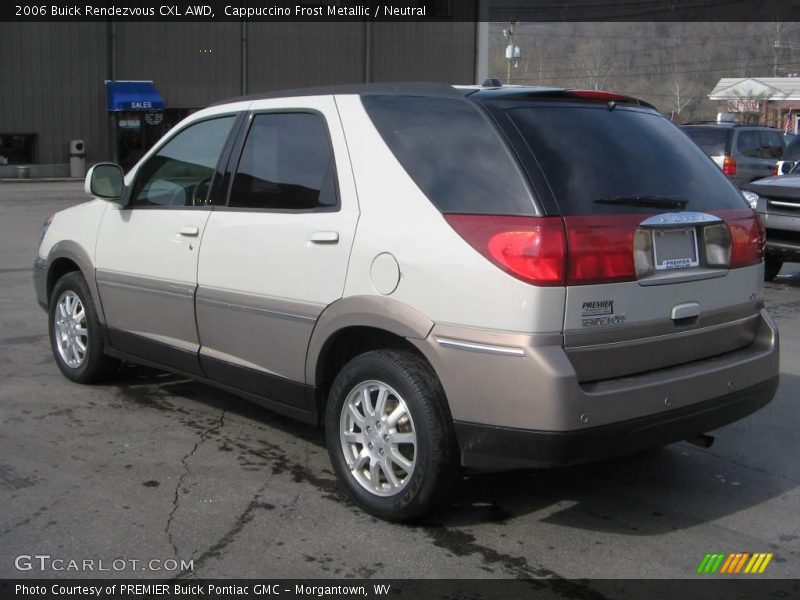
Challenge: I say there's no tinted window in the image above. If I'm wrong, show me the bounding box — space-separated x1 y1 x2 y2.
682 127 728 156
737 130 761 158
761 131 784 159
785 135 800 160
362 95 535 215
505 105 747 216
131 116 235 207
229 113 337 210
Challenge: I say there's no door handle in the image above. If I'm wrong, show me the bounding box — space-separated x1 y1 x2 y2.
178 226 200 237
309 231 339 244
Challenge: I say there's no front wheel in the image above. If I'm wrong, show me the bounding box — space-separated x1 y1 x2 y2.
49 272 118 383
325 350 458 522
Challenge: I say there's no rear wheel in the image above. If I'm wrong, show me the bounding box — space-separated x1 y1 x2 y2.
764 256 783 281
325 350 458 522
49 272 118 383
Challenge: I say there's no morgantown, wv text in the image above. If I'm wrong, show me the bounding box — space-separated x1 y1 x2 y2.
15 583 393 598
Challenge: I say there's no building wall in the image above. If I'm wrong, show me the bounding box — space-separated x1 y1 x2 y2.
0 23 109 167
0 15 478 171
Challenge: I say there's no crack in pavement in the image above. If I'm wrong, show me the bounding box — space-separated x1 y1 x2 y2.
689 445 800 487
165 406 229 561
174 481 275 578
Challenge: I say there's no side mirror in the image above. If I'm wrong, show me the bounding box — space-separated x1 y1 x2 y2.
85 163 124 200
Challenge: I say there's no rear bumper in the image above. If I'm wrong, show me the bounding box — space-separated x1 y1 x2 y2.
411 308 779 469
454 376 778 470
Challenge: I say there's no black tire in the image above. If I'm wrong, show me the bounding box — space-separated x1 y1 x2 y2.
325 349 458 522
49 272 118 383
764 256 783 281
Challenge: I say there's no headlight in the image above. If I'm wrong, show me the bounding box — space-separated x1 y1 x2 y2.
38 214 54 249
741 190 759 210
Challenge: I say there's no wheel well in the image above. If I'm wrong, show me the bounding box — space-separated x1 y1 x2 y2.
47 258 81 304
315 326 433 416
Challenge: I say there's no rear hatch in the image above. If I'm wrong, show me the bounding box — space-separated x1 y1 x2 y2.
478 93 765 383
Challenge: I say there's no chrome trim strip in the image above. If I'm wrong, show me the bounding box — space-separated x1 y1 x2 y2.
97 280 193 300
639 212 722 227
129 330 199 353
199 346 284 377
196 296 316 323
768 200 800 208
435 337 525 357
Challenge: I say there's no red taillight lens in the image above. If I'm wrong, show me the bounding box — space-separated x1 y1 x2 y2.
444 214 644 286
563 216 641 285
444 215 566 286
712 209 765 268
771 165 779 176
722 155 737 176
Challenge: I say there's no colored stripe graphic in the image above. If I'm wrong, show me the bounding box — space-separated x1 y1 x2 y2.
697 552 773 574
734 553 750 573
697 554 712 573
758 554 773 573
719 553 736 574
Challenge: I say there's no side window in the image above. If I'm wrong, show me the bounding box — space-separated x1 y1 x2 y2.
760 131 784 159
228 113 338 210
130 116 236 208
736 130 761 158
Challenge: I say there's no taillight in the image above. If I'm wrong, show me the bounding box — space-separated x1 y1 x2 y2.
444 214 642 286
563 216 641 285
712 209 765 268
444 215 566 286
771 165 779 176
722 155 737 176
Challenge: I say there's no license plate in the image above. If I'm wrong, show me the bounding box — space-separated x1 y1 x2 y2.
653 228 699 271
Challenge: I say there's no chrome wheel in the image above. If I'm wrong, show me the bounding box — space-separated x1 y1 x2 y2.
54 290 88 368
339 380 417 497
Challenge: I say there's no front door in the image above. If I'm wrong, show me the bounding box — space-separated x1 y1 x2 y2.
95 115 238 374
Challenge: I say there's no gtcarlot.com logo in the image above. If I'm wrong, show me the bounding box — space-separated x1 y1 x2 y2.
697 552 773 574
14 554 193 573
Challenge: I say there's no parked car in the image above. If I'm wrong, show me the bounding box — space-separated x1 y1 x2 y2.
774 134 800 176
681 122 784 187
35 83 779 521
742 172 800 280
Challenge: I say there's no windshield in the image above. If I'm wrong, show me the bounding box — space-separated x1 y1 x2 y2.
505 105 747 216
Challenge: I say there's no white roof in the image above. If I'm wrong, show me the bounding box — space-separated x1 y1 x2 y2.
709 77 800 101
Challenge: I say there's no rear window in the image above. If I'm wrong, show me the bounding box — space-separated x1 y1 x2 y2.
361 95 535 215
505 105 747 216
682 127 729 156
784 135 800 161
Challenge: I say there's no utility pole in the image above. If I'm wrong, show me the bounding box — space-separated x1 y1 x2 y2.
503 20 520 84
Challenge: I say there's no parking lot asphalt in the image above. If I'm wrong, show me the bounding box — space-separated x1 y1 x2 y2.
1 182 799 583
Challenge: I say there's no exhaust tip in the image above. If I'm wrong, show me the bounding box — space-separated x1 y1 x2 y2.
686 434 715 449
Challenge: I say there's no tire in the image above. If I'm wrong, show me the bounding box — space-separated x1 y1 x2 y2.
49 272 118 383
325 349 458 522
764 256 783 281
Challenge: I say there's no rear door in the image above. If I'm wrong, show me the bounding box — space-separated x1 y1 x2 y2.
195 97 359 408
485 99 764 382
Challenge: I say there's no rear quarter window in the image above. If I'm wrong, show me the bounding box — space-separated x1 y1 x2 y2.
361 95 535 215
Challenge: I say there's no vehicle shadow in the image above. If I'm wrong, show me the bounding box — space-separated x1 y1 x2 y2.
106 364 796 537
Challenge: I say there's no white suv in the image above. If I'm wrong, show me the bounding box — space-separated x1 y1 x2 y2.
35 83 779 521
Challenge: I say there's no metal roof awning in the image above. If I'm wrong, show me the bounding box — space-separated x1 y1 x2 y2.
105 80 164 111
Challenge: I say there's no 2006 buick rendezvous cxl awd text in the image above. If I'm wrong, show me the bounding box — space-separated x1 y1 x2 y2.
34 83 779 521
